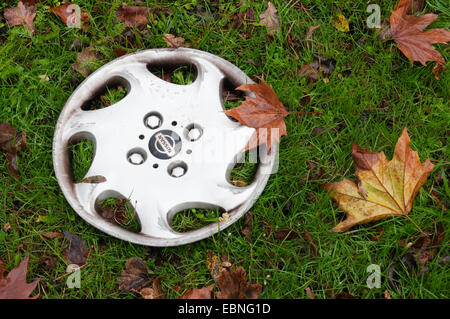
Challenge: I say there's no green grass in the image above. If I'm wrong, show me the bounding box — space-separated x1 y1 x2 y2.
0 0 449 299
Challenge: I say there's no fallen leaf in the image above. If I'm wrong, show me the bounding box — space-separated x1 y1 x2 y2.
206 250 224 283
117 257 151 292
218 212 231 224
305 24 321 50
42 232 61 239
408 0 426 14
231 180 248 187
334 290 358 299
0 122 27 178
163 33 188 48
273 228 299 241
241 211 253 241
331 13 349 32
299 64 320 82
49 2 90 29
114 48 128 57
22 0 41 5
215 266 262 299
305 287 315 299
3 1 37 34
71 46 101 77
371 227 384 241
299 55 336 82
324 128 434 232
0 256 39 299
223 78 287 153
40 255 56 269
379 0 450 79
227 4 256 37
139 277 165 299
399 223 446 270
3 222 11 232
259 1 280 36
302 230 318 257
178 284 214 299
116 5 150 28
63 230 89 266
79 175 107 183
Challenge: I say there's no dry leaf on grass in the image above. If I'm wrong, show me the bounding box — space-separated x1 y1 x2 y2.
379 0 450 79
259 1 280 36
331 13 349 32
116 5 150 28
3 1 37 34
42 232 61 239
117 257 151 292
299 54 336 82
63 230 89 266
215 266 262 299
223 78 287 153
206 250 224 283
49 2 90 30
0 122 27 178
178 284 214 299
0 256 39 299
305 24 321 50
139 277 165 299
72 46 102 77
163 33 189 48
324 128 434 232
79 175 107 184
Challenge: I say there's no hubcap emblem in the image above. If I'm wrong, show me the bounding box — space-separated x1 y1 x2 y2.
149 130 182 159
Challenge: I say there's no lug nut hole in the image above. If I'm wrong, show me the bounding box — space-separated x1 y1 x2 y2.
168 161 187 178
127 148 147 165
185 123 203 142
144 112 163 129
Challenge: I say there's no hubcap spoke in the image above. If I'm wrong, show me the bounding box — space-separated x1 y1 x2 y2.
128 191 182 238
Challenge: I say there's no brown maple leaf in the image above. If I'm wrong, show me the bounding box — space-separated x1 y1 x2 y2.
379 0 450 79
71 46 102 77
116 5 150 28
49 2 90 30
163 33 188 48
117 257 151 292
324 128 434 232
178 284 214 299
0 122 27 178
0 256 39 299
215 266 262 299
63 230 89 266
223 78 287 153
260 2 280 36
3 1 37 34
139 277 165 299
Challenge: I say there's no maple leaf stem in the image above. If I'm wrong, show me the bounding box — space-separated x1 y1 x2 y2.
289 111 323 115
404 215 425 235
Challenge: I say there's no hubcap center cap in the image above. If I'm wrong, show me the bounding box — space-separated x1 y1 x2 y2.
149 130 182 159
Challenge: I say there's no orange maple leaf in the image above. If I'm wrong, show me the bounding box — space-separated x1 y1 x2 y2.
379 0 450 79
223 78 287 153
324 128 434 232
